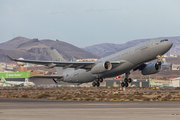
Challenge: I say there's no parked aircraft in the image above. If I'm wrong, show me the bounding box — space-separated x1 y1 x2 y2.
7 39 173 87
149 78 173 87
0 77 35 87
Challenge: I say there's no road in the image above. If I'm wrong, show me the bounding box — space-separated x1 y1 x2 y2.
0 98 180 120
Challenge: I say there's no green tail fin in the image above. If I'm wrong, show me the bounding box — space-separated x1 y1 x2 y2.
1 76 8 84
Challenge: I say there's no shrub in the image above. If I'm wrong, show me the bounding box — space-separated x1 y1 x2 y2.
37 93 51 99
21 94 28 98
143 97 150 101
85 97 95 101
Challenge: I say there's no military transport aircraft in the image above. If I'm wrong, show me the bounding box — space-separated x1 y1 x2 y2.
7 39 173 87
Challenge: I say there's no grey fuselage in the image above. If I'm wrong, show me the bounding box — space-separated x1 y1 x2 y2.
62 39 173 83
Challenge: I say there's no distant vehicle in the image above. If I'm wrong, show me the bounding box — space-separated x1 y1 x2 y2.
7 39 172 87
131 84 137 87
0 77 35 87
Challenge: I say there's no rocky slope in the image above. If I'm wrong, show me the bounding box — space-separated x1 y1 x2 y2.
0 37 31 50
83 36 180 57
0 37 99 62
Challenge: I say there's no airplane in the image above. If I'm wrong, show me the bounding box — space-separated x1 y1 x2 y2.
0 77 35 87
149 78 165 87
7 38 173 87
149 78 173 88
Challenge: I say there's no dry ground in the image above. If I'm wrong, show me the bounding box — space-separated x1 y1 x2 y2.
0 87 180 101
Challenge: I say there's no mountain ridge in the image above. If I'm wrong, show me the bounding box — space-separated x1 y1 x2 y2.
0 37 99 62
1 36 179 62
83 36 180 57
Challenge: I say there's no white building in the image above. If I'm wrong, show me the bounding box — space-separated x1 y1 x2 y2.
170 64 180 70
171 77 180 87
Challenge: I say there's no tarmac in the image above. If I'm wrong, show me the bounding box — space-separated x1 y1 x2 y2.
0 98 180 120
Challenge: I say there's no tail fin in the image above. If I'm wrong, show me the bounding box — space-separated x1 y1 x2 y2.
50 48 73 76
1 76 7 83
149 78 156 86
50 48 66 61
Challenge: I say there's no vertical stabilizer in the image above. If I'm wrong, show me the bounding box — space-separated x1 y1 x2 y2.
1 76 10 86
149 78 156 86
1 76 7 83
50 48 66 61
50 48 73 76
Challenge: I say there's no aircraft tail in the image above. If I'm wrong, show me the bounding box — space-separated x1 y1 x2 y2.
1 76 7 83
50 48 66 61
1 77 10 86
149 78 156 86
50 48 73 76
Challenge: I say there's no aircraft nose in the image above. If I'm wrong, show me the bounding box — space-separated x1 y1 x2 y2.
167 41 173 49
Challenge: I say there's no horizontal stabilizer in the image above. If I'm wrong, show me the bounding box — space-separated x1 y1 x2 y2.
6 55 15 61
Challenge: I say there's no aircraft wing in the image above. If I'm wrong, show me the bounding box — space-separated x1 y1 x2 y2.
7 55 123 70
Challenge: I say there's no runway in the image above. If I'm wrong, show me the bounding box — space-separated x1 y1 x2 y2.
0 98 180 120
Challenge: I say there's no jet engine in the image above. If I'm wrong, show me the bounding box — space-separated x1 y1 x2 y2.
91 61 112 74
141 62 161 75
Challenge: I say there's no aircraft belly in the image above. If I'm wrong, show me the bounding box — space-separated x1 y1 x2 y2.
63 70 96 83
78 71 96 83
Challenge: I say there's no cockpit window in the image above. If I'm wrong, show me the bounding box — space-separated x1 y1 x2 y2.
160 39 168 42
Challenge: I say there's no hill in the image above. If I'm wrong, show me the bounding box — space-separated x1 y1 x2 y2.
41 39 98 60
0 37 99 62
83 36 180 57
2 36 180 62
0 37 31 50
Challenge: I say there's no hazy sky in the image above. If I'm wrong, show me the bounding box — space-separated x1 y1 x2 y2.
1 0 180 47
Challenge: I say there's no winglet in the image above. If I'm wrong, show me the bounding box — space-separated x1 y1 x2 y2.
6 55 15 61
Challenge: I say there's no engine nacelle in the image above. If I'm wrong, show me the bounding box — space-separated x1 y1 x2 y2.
141 62 161 75
91 61 112 74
